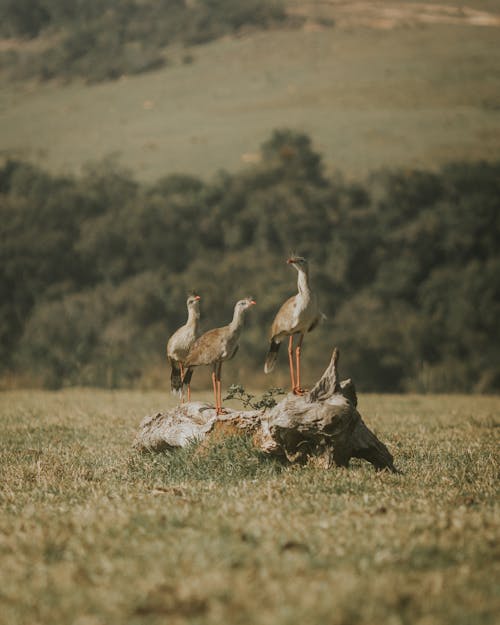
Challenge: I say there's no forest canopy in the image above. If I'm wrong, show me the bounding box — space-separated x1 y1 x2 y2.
0 0 289 83
1 129 499 392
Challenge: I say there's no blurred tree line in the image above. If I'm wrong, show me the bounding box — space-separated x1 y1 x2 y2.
1 129 499 392
0 0 289 83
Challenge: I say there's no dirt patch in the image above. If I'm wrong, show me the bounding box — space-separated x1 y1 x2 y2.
0 33 62 53
289 1 500 29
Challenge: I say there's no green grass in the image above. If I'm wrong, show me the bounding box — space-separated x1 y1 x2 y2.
1 19 500 180
0 390 499 625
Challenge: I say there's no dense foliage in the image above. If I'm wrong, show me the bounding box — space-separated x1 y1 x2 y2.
1 130 499 392
0 0 288 83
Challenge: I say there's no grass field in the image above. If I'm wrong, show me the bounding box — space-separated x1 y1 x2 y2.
1 390 498 625
1 11 500 180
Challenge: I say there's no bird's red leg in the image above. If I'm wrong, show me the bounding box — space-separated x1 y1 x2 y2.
216 380 222 414
187 381 191 403
211 369 218 411
179 363 185 403
288 335 296 392
294 334 306 395
216 362 227 415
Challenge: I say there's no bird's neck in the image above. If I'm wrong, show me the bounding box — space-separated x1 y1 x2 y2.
187 308 200 330
296 267 312 300
229 309 245 334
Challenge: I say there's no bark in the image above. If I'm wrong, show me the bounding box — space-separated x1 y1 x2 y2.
134 348 397 472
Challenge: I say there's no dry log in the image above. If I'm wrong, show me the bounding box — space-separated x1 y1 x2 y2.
134 348 397 472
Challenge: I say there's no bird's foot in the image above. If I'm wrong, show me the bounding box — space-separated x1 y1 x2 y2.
293 387 308 396
216 407 229 416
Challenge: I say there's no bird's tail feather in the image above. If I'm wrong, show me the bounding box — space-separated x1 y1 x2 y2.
170 360 183 392
182 368 193 387
264 340 281 374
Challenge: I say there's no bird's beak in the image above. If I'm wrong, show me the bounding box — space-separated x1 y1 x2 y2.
194 295 201 301
250 300 256 306
287 258 294 264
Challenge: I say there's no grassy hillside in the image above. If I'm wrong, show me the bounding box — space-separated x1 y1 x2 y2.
1 17 500 180
0 390 498 624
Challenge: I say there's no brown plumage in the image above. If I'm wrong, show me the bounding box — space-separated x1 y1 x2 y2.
184 297 256 414
264 256 324 394
167 294 201 401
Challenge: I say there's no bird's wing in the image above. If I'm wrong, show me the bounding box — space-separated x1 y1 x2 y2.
166 334 175 357
168 323 199 361
270 295 297 340
184 327 225 366
166 324 184 358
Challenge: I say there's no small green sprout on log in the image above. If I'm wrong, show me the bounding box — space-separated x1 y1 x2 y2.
224 385 285 410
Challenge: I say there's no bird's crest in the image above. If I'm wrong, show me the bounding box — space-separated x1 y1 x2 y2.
287 249 308 264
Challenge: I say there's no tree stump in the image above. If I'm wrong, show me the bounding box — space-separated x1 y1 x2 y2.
134 348 398 472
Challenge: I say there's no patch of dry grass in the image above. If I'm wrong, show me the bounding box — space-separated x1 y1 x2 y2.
0 390 498 625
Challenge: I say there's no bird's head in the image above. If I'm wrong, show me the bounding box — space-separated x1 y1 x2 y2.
187 293 201 309
235 297 256 313
287 255 308 271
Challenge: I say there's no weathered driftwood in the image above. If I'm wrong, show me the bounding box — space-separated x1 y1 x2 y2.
134 348 397 472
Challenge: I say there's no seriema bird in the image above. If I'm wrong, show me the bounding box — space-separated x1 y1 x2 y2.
183 297 256 414
264 255 324 394
167 293 201 402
